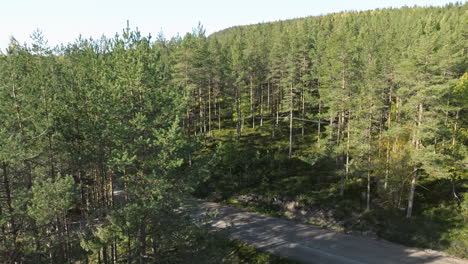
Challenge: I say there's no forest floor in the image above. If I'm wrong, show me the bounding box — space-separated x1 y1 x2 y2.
186 200 468 264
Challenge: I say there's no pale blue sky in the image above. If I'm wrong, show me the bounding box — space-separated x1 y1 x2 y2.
0 0 458 51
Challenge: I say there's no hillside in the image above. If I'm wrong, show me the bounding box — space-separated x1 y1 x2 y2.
187 2 468 258
0 2 467 263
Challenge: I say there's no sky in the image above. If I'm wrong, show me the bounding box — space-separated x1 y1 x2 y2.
0 0 459 51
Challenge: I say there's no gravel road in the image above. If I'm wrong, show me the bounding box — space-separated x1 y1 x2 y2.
188 201 467 264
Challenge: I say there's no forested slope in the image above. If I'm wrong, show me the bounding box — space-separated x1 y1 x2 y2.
179 2 468 258
0 3 467 263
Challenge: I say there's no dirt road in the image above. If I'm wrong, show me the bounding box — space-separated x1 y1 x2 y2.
188 201 467 264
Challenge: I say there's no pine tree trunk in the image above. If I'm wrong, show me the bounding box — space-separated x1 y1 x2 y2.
301 85 305 137
139 220 146 264
452 109 460 199
338 111 344 196
367 156 371 211
12 84 24 133
64 217 71 263
236 85 242 140
378 117 383 157
260 83 264 126
443 100 450 151
103 246 109 264
289 83 293 159
452 109 459 146
406 168 418 218
345 111 351 180
272 97 276 139
396 97 400 123
337 111 342 145
208 80 212 136
199 87 203 135
218 98 221 131
127 232 131 264
384 146 390 190
112 239 117 264
385 90 392 190
250 75 255 128
241 84 244 133
276 87 280 126
267 80 270 117
367 118 372 211
317 101 321 145
407 103 423 218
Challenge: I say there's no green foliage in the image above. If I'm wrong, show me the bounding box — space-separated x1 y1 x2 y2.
454 73 468 105
1 3 467 262
28 175 77 225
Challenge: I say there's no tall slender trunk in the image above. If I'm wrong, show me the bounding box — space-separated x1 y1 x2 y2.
407 103 423 218
338 110 346 196
250 75 255 128
280 76 284 114
395 97 401 123
103 246 109 264
139 220 146 264
384 90 392 190
451 109 460 199
442 100 450 150
199 86 203 135
366 117 372 211
317 101 321 145
274 80 281 137
452 109 459 146
384 145 390 190
241 85 244 133
235 85 242 140
183 60 188 132
186 107 191 136
218 97 221 131
337 111 342 145
64 217 71 264
276 96 279 125
267 80 270 117
260 83 264 126
112 240 117 264
407 168 418 218
12 84 24 132
345 111 351 180
337 111 344 196
127 233 131 264
340 67 346 144
208 80 212 136
214 94 217 118
0 182 3 238
289 83 294 159
301 85 305 137
367 155 371 211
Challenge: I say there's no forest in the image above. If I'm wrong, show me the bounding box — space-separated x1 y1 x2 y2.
0 3 467 263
